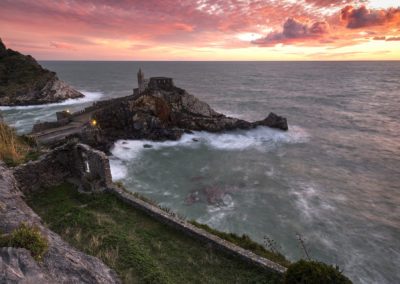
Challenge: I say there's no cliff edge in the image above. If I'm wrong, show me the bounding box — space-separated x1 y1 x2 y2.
0 162 120 283
0 38 84 106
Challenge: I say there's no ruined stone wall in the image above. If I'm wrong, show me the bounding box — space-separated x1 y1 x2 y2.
13 142 112 194
13 143 74 193
74 143 113 192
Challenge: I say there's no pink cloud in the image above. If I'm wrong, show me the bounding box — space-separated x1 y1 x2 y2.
0 0 399 59
50 41 77 50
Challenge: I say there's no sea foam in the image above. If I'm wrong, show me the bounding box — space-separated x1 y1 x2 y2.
110 125 309 181
0 91 103 110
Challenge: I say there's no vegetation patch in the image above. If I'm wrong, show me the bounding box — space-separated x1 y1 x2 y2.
190 221 290 268
0 223 49 261
0 120 42 166
284 259 352 284
27 183 283 284
0 44 55 100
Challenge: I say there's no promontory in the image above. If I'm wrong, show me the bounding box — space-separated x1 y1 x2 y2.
0 38 83 106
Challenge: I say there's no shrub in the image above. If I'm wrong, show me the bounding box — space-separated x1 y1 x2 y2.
0 223 49 261
284 259 352 284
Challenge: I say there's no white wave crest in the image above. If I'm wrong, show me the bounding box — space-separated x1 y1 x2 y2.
0 91 103 110
110 125 310 162
109 158 128 181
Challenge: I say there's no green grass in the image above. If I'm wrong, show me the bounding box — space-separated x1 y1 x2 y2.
27 183 283 284
190 221 290 268
0 223 49 261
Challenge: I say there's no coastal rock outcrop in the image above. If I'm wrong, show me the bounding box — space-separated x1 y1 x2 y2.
91 84 288 148
0 38 84 106
30 70 288 150
0 162 120 283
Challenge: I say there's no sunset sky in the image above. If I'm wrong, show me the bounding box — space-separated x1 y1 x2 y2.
1 0 399 60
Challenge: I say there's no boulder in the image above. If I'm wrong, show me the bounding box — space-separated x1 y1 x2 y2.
256 112 288 131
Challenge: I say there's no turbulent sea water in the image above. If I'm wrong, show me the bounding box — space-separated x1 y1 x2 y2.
1 61 399 284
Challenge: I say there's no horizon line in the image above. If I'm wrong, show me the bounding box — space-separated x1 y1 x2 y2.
38 59 400 62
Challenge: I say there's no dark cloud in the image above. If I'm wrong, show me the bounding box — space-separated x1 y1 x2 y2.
386 36 400 41
304 0 353 7
341 5 400 29
252 18 329 46
373 36 386 40
373 36 400 41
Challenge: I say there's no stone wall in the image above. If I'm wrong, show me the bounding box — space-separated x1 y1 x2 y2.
31 120 69 133
13 143 74 193
73 143 113 192
13 142 112 194
107 186 287 275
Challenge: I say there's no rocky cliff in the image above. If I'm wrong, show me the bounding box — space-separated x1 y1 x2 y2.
0 38 84 106
91 86 288 150
0 162 120 283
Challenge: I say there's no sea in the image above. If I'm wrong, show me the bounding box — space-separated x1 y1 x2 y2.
1 61 399 284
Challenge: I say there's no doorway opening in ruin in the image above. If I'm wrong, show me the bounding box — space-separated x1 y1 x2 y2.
81 152 91 174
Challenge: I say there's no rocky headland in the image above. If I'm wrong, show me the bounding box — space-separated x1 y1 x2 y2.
82 72 288 151
29 69 288 152
0 38 83 106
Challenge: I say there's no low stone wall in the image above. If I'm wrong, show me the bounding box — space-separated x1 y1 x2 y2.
107 186 287 274
32 120 69 133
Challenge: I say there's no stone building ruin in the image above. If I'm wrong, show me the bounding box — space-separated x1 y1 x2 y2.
135 68 175 95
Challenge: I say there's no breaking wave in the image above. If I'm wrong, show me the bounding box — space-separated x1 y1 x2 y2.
0 91 103 110
110 125 309 180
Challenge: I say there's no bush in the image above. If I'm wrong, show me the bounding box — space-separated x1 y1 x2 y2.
284 259 352 284
0 223 49 261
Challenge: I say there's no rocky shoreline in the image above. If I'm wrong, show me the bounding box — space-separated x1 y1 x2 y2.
0 38 83 106
80 72 288 151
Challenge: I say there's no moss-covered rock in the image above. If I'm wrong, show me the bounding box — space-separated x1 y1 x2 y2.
0 38 83 106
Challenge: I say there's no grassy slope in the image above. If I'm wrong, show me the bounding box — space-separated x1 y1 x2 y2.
0 121 40 166
27 183 283 284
